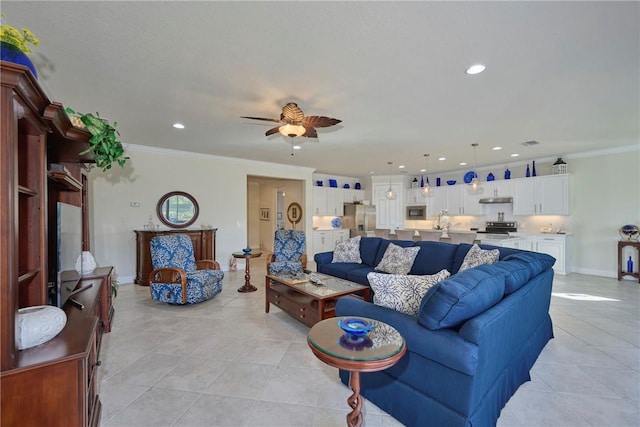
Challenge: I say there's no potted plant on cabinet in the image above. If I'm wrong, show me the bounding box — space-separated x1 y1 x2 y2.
0 13 39 78
65 108 130 171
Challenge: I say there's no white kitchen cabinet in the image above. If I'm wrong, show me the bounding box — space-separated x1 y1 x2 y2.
512 175 569 215
313 229 351 256
312 187 345 216
406 188 427 205
438 185 483 216
312 187 328 215
532 234 570 275
427 187 447 217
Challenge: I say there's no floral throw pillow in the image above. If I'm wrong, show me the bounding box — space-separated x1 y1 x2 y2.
332 236 362 263
375 243 420 274
459 244 500 271
368 270 451 316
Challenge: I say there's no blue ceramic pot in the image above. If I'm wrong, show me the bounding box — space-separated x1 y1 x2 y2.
1 42 37 78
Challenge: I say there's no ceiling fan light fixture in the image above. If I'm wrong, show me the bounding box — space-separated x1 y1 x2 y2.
278 124 306 138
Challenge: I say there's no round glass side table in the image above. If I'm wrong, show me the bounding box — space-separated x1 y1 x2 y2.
307 317 406 427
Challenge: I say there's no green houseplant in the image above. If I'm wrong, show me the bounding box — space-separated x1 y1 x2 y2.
65 108 130 171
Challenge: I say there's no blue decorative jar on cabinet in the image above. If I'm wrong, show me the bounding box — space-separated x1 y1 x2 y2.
1 42 37 78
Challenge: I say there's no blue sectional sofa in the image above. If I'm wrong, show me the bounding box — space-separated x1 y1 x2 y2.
314 237 555 427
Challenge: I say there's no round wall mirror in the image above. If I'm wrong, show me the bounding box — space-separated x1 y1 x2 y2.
156 191 199 228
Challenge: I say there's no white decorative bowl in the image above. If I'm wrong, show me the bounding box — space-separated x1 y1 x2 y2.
16 305 67 350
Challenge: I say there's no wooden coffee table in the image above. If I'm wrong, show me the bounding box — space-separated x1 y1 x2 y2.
265 273 371 327
307 317 406 427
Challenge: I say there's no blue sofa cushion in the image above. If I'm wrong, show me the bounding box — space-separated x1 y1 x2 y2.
345 266 377 285
332 236 362 263
417 267 506 330
375 243 421 274
409 241 458 275
367 270 451 315
318 262 358 280
459 244 500 271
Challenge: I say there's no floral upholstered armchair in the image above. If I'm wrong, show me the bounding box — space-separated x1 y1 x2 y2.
266 229 307 275
149 234 223 304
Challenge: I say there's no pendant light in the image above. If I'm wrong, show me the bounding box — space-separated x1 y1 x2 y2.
385 161 397 200
421 154 433 198
467 143 484 195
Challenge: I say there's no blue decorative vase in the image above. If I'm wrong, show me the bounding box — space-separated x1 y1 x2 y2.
532 160 537 177
1 42 37 78
526 164 531 177
504 169 511 179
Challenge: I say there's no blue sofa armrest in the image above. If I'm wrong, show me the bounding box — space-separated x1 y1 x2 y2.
314 251 333 267
336 296 479 375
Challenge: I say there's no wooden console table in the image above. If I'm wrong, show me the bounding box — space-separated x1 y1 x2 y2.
134 229 216 285
618 240 640 283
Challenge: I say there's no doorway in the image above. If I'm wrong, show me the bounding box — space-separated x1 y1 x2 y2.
246 176 305 253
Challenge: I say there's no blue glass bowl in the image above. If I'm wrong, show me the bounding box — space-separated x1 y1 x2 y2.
338 318 374 336
446 180 457 185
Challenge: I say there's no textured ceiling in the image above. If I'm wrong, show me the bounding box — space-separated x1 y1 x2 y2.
4 1 639 177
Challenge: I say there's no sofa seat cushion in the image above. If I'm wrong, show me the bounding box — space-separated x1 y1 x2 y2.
368 270 451 315
459 244 500 271
375 243 421 274
317 262 358 280
332 236 362 263
345 266 376 286
418 267 506 330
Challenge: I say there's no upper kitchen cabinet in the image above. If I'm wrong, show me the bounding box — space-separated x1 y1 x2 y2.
312 187 343 216
512 175 569 215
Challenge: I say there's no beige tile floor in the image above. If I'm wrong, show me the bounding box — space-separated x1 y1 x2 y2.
99 256 639 426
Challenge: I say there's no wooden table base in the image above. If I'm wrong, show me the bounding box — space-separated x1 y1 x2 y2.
347 371 363 427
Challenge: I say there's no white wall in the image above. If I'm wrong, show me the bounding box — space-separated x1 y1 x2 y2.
568 148 639 277
89 145 314 283
89 144 638 283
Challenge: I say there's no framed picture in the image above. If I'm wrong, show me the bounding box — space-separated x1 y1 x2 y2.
260 208 270 221
286 202 302 225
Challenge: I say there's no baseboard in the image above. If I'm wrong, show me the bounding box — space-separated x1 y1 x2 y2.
569 267 617 278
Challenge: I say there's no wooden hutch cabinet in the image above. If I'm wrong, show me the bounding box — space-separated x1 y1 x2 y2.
134 228 217 285
0 62 113 426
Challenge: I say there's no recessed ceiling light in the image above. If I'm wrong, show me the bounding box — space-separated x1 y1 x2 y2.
459 162 467 166
420 168 426 172
510 153 519 157
492 146 502 151
370 171 374 174
173 123 185 129
438 157 446 161
292 145 301 150
399 165 405 169
465 64 486 75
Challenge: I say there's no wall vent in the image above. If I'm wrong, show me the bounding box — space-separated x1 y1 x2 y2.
521 140 540 146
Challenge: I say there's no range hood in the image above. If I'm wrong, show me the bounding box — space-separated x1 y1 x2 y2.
479 197 513 204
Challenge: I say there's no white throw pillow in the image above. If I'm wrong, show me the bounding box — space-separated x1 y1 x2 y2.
368 270 451 316
332 236 362 263
459 244 500 271
375 243 420 275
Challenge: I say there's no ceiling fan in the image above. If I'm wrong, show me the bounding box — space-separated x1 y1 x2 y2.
241 102 341 138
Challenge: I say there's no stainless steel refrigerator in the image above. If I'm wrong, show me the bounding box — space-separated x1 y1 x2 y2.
342 203 376 237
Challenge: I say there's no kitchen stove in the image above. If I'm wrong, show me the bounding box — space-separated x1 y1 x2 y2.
477 221 518 240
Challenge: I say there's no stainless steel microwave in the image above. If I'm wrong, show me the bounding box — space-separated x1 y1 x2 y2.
406 206 427 220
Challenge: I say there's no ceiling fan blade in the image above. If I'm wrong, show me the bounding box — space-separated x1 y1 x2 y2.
241 116 281 123
302 126 318 138
265 126 281 137
302 116 342 128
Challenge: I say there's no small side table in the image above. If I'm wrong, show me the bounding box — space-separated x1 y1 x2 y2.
307 317 406 427
232 251 262 292
618 241 640 283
